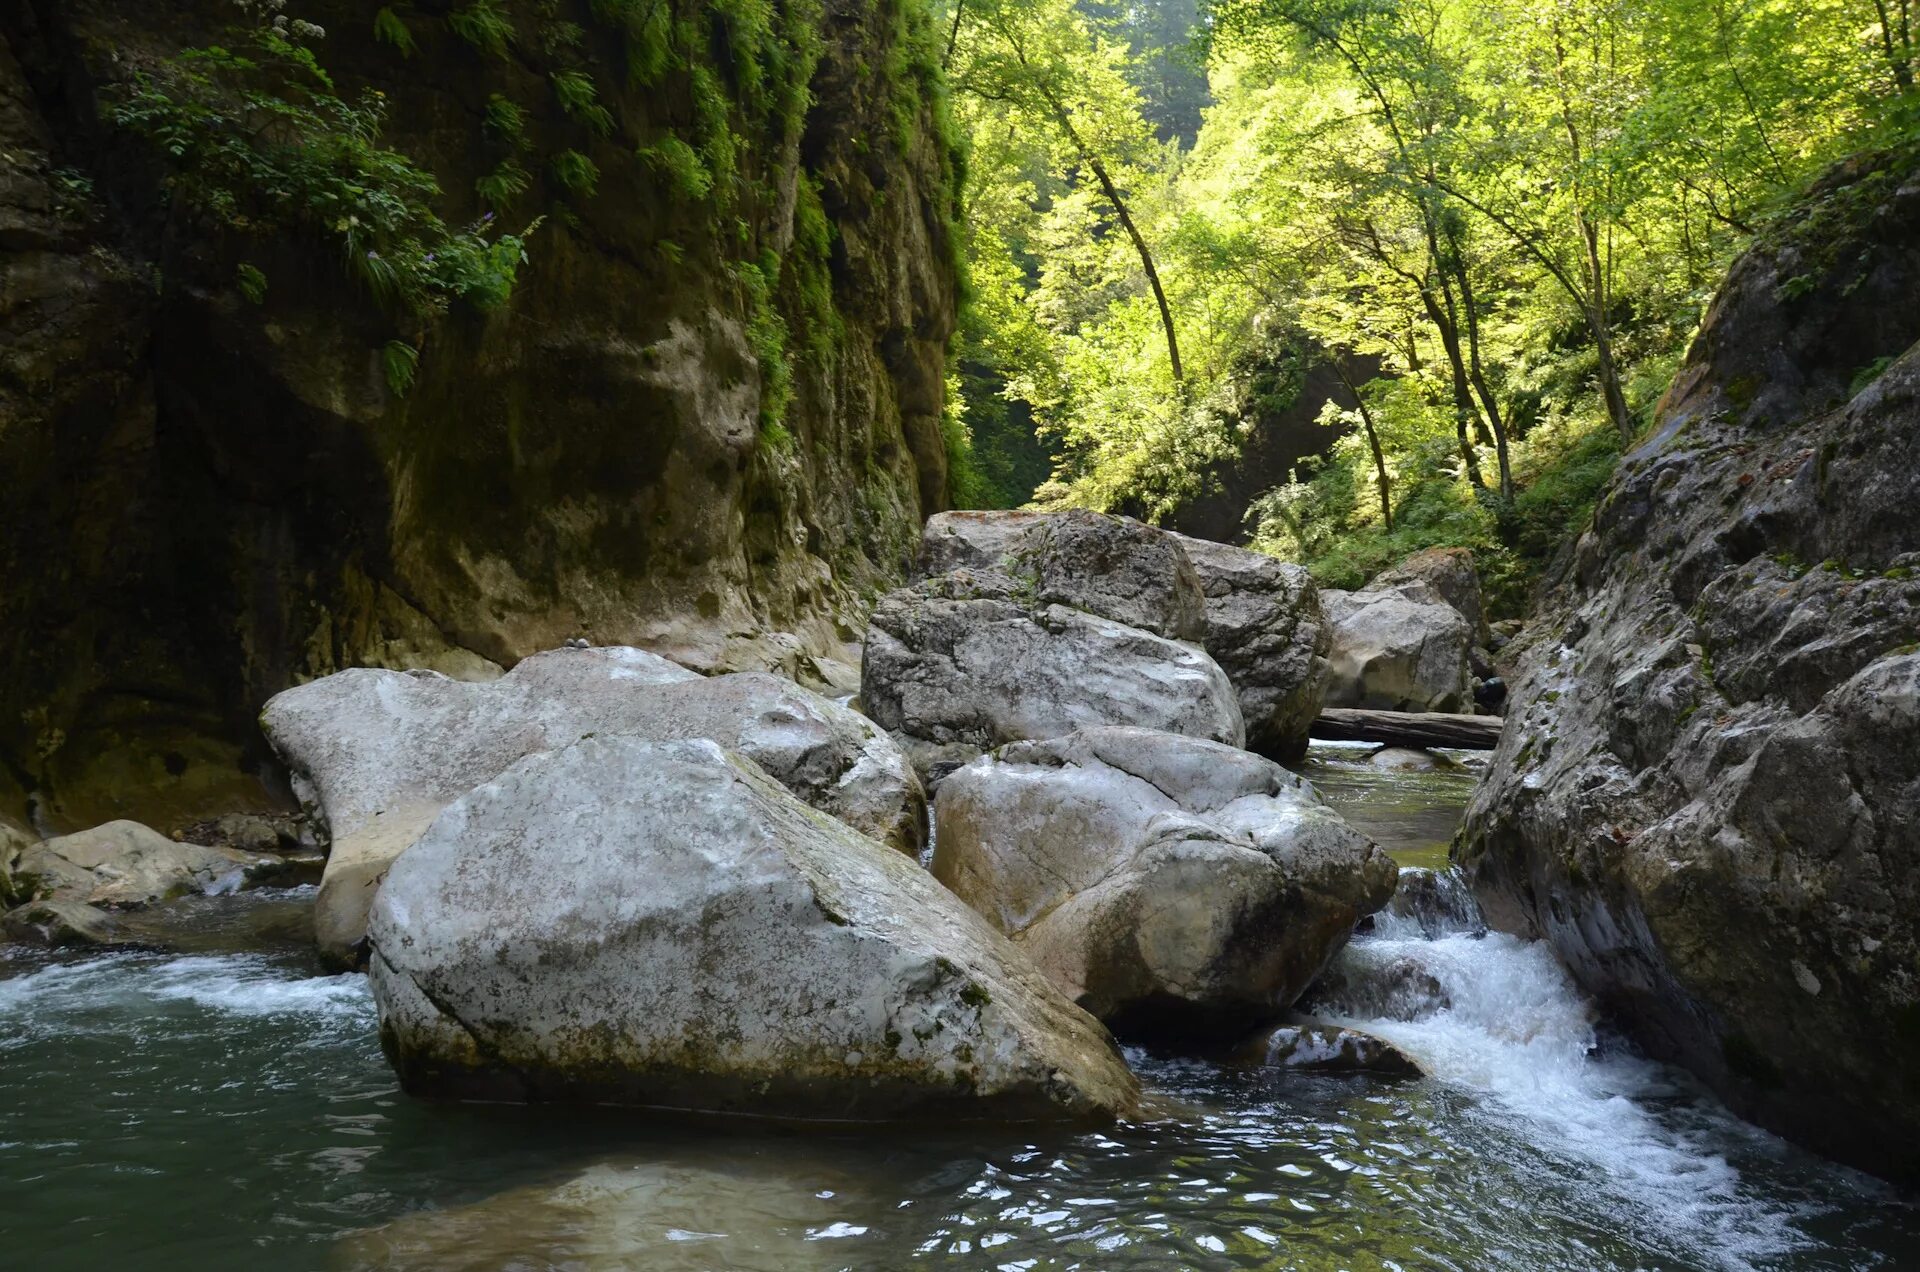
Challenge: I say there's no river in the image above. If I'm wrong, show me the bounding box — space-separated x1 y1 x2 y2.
2 742 1915 1270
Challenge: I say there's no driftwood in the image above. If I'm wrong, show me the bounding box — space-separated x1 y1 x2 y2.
1310 708 1504 751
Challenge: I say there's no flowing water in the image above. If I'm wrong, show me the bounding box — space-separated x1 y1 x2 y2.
3 745 1916 1271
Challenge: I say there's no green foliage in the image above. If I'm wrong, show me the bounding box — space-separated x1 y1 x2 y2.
235 262 268 304
475 158 531 205
448 0 515 58
110 19 541 383
638 136 713 201
736 257 794 432
372 7 416 56
551 70 614 136
382 339 419 396
550 148 600 196
483 94 528 143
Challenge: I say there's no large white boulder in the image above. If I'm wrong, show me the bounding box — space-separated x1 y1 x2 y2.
262 646 925 967
932 727 1395 1031
367 736 1139 1122
1320 587 1474 713
861 571 1244 786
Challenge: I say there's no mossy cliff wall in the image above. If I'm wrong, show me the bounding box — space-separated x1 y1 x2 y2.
0 0 959 831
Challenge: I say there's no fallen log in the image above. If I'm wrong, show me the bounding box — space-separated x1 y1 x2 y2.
1310 708 1504 751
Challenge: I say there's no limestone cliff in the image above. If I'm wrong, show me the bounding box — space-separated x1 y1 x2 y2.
1459 147 1920 1182
0 0 958 830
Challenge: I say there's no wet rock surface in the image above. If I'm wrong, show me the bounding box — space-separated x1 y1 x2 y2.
368 736 1138 1122
263 646 925 967
1460 148 1920 1183
1233 1021 1424 1077
931 727 1394 1033
3 819 285 909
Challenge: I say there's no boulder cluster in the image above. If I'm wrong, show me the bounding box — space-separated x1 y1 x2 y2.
6 510 1458 1122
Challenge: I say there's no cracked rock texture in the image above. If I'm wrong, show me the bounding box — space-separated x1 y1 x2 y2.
367 735 1139 1123
862 570 1244 786
0 0 956 833
1459 146 1920 1184
263 645 926 968
932 727 1393 1032
883 509 1329 766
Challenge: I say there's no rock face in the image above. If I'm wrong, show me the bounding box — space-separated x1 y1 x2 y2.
1234 1021 1423 1077
262 645 925 967
1320 586 1473 713
1169 532 1330 758
1368 547 1491 645
3 819 281 909
931 727 1395 1031
0 0 958 832
2 898 127 947
368 736 1139 1122
1459 147 1920 1183
888 509 1329 764
862 571 1244 784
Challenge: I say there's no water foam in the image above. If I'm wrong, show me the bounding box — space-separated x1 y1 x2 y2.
1317 894 1827 1271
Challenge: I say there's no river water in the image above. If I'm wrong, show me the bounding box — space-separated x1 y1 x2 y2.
3 743 1915 1270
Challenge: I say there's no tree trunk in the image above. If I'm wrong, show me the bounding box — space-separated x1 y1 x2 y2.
1449 247 1515 499
1579 217 1635 443
1417 289 1486 490
1311 708 1504 750
1084 153 1184 383
1334 356 1393 528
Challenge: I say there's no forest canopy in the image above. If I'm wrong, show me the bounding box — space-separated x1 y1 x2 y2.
939 0 1917 604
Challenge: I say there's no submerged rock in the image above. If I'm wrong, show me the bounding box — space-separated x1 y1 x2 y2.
931 727 1394 1033
2 898 126 946
861 572 1244 784
1459 149 1920 1183
368 736 1139 1122
263 646 926 968
3 819 283 909
1234 1021 1423 1077
1320 585 1474 714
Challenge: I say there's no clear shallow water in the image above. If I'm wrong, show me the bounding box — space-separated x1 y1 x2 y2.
3 753 1916 1270
1291 742 1485 871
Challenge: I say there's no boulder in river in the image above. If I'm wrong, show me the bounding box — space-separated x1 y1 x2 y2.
2 898 127 946
861 571 1244 786
2 819 283 909
262 646 927 968
1459 148 1920 1184
1368 547 1491 646
907 511 1330 760
1233 1021 1423 1077
932 727 1395 1032
368 735 1139 1122
1320 585 1473 713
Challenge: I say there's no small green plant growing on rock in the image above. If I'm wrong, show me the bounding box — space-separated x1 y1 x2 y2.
372 6 415 55
551 148 600 196
447 0 515 57
551 70 614 136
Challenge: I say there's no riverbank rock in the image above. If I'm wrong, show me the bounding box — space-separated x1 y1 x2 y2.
2 898 126 946
369 736 1138 1122
861 572 1243 786
1320 585 1473 713
1233 1021 1423 1077
931 727 1395 1033
1369 547 1491 645
1459 146 1920 1183
263 645 926 968
2 819 283 909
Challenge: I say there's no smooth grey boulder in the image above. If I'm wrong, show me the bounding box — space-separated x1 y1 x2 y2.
3 898 127 946
932 727 1395 1032
912 512 1330 759
1368 547 1490 645
367 736 1139 1122
262 646 927 968
1460 152 1920 1185
1320 586 1473 713
1169 532 1330 758
861 572 1244 785
3 819 281 909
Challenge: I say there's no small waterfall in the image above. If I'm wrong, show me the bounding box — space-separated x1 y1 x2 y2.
1306 865 1829 1270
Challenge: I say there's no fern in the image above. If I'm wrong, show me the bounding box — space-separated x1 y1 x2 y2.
382 340 419 396
638 136 711 201
448 0 514 57
235 262 268 304
551 149 600 196
551 70 614 136
476 158 531 205
483 94 527 143
372 7 416 55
